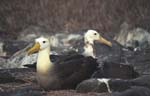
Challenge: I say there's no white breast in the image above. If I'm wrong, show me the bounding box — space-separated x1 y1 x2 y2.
82 44 95 58
37 48 52 75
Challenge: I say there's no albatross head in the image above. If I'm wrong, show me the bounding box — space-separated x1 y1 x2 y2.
84 30 112 47
83 30 112 58
27 36 50 55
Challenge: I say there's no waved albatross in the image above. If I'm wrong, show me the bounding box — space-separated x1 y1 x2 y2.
25 30 112 68
27 30 112 90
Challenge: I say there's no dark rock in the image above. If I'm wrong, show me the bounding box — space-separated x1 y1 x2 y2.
3 40 29 56
125 48 150 74
130 75 150 89
0 68 111 96
0 84 43 96
76 76 150 93
0 58 7 69
76 78 132 93
92 62 139 79
0 57 149 95
95 40 123 65
76 79 108 93
0 68 42 96
0 68 36 83
112 86 150 96
6 43 36 68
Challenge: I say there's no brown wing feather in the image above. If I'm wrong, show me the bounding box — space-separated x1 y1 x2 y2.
53 56 98 89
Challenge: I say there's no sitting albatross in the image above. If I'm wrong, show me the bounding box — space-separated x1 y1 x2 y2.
27 30 112 90
82 30 112 58
24 30 112 68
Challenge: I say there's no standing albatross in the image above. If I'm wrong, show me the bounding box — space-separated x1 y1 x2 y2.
27 30 112 90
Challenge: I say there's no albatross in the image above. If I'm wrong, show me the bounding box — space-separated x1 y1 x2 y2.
82 30 112 58
27 30 112 90
24 30 112 68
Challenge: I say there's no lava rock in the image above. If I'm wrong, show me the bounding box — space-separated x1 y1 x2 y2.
3 40 29 56
76 76 150 93
76 78 132 93
126 48 150 74
76 79 109 93
92 62 139 79
95 40 124 66
0 57 7 69
114 25 150 49
112 86 150 96
6 43 35 68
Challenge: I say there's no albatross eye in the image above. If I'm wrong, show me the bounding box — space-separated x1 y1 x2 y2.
43 41 46 43
94 33 97 35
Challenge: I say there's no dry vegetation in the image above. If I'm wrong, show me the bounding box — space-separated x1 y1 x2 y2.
0 0 150 39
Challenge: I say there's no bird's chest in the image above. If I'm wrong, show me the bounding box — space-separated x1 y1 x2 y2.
37 54 52 75
83 45 95 58
37 63 52 76
36 64 55 89
36 68 60 90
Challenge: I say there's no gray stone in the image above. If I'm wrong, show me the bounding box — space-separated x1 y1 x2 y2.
6 43 34 68
0 57 7 69
3 40 29 56
114 24 150 49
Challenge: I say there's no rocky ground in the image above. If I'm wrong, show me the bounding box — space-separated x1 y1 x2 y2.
0 0 150 95
0 68 111 96
0 28 150 95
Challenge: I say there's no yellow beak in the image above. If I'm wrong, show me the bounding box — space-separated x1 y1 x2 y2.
99 37 112 47
27 42 40 55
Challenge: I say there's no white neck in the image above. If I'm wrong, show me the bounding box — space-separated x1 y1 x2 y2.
37 46 52 75
82 43 96 58
84 37 94 45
